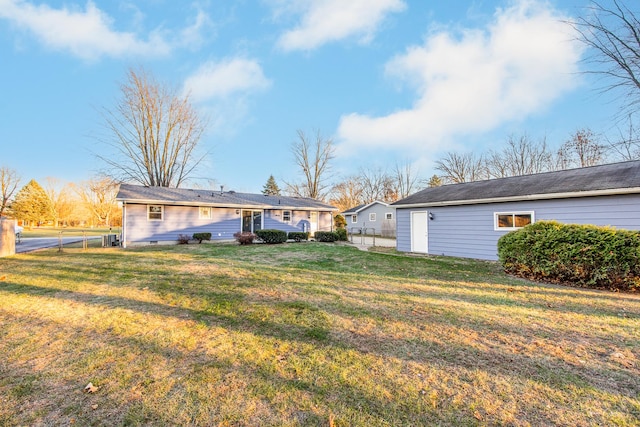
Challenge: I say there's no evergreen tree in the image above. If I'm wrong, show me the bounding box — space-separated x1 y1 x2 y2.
262 175 281 196
427 174 443 188
11 179 54 227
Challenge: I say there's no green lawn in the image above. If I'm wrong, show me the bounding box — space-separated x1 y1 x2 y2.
0 243 638 426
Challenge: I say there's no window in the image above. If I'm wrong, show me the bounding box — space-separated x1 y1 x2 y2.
385 212 393 220
283 210 291 223
494 211 534 230
148 205 163 221
199 206 211 219
369 213 376 222
352 215 358 223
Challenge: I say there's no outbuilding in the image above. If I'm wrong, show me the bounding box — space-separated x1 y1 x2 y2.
342 201 396 237
392 161 640 260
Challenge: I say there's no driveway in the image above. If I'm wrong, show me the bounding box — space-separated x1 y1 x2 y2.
15 236 101 253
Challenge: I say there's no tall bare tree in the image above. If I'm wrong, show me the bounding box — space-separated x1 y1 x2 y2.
571 1 640 115
486 134 553 178
74 177 120 227
608 115 640 160
556 129 606 169
0 166 20 217
435 152 486 184
359 167 395 203
100 67 206 188
392 160 420 200
284 129 335 200
329 177 364 213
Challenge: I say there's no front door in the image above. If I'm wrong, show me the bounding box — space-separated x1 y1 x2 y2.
309 212 318 233
242 210 263 233
411 211 428 253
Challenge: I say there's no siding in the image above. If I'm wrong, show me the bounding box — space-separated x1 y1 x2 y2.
346 203 396 236
397 194 640 260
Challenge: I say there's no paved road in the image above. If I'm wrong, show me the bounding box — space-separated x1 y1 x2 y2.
15 236 101 253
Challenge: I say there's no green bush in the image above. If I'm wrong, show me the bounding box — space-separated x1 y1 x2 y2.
255 229 287 244
497 221 640 291
288 231 309 242
314 231 339 242
233 232 256 245
336 228 348 241
334 214 347 229
192 232 211 243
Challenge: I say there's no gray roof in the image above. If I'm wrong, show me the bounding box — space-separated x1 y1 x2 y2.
116 184 337 211
393 161 640 207
342 201 389 215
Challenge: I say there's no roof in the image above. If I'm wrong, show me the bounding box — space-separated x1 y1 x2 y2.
393 160 640 207
342 200 389 215
116 184 338 211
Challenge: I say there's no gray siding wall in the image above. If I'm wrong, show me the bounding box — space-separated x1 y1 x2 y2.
346 203 396 236
124 204 333 244
396 194 640 261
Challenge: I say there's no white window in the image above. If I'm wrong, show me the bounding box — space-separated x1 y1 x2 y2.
148 205 163 221
199 206 211 219
494 211 534 230
352 215 358 223
283 210 291 223
369 213 376 222
385 212 393 220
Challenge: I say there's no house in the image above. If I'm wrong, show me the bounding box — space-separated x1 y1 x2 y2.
342 201 396 237
116 184 337 247
392 161 640 261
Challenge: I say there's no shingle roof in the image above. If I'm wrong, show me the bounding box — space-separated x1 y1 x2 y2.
342 200 390 214
116 184 337 211
393 160 640 207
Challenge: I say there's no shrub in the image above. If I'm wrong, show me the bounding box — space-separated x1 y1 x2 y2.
255 229 287 244
314 231 339 242
233 231 256 245
497 221 640 292
334 214 347 229
288 231 310 242
336 228 348 241
177 234 190 244
192 232 211 244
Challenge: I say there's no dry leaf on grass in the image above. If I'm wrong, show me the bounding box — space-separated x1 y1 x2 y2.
83 382 99 393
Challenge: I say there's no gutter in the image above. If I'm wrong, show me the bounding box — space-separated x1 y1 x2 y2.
393 187 640 209
115 198 338 211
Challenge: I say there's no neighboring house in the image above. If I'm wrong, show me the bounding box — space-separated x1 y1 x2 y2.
116 184 337 247
342 201 396 237
392 161 640 261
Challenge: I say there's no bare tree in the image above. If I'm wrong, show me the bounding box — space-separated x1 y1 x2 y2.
284 129 335 200
0 166 20 217
486 134 553 178
608 115 640 160
359 167 395 203
329 177 364 213
99 67 207 188
556 129 606 169
435 152 487 183
44 177 78 227
74 177 120 227
571 1 640 115
392 160 420 200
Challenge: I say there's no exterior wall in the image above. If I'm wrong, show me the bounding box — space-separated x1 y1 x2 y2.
123 204 334 245
346 203 396 236
396 194 640 261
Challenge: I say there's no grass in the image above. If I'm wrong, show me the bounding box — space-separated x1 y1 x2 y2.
0 242 638 426
19 226 120 238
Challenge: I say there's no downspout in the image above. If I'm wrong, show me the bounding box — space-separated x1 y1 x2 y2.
122 202 127 248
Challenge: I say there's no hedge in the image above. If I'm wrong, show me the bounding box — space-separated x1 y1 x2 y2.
314 231 339 242
497 221 640 292
192 232 211 243
336 228 348 241
288 231 309 242
255 229 288 244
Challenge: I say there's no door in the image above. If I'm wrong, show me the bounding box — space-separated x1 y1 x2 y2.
411 211 428 253
242 210 263 233
309 212 318 233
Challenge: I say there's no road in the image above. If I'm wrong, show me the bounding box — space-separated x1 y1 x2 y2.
15 236 101 253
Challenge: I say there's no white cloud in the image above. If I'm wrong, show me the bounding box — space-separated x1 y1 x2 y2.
336 1 584 156
275 0 406 51
0 0 208 60
183 58 271 102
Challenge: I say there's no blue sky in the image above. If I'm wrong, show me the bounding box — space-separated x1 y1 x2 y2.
0 0 625 193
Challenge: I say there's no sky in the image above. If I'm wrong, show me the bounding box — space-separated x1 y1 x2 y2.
0 0 628 194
